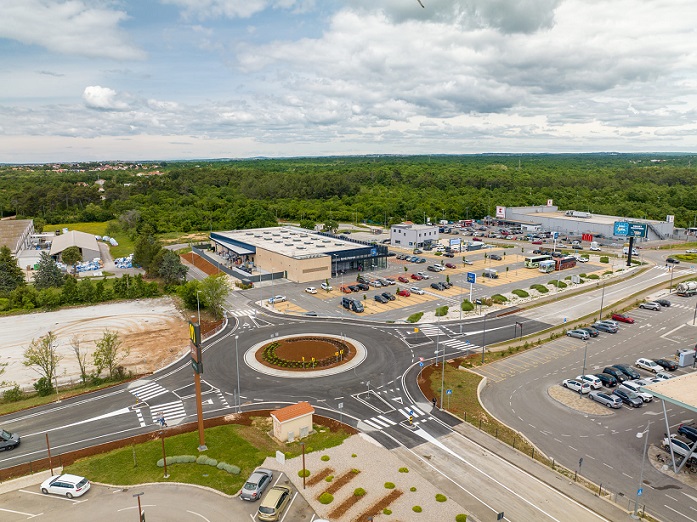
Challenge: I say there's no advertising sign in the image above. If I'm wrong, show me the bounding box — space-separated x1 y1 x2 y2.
628 222 648 238
613 221 629 236
466 272 476 284
449 238 461 246
495 206 506 219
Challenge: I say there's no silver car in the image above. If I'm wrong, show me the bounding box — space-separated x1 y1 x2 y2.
240 468 274 501
589 391 622 408
566 329 590 340
639 301 661 311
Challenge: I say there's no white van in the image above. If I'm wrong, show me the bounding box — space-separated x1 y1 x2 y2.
589 242 600 251
483 268 499 279
622 247 638 256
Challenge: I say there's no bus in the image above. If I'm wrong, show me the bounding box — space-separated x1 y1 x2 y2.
538 260 556 273
555 256 577 271
525 254 552 268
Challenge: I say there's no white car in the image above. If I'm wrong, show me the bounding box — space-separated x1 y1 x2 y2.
41 474 90 498
619 382 653 403
416 272 430 279
410 287 425 295
635 358 661 373
562 379 591 394
655 371 673 381
639 302 661 311
576 256 589 263
320 282 332 291
576 374 602 390
686 249 697 254
305 287 317 294
433 264 446 271
268 295 287 304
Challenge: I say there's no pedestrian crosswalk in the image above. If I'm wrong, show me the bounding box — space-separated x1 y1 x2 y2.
228 308 256 317
440 338 478 353
418 324 444 337
363 404 430 430
150 400 187 425
130 381 168 402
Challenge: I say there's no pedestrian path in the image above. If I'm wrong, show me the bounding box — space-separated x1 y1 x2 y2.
440 338 478 353
129 381 168 402
150 400 187 425
362 404 430 430
228 308 257 318
417 324 444 337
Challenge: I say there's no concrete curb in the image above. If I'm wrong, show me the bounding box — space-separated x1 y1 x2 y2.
0 468 57 495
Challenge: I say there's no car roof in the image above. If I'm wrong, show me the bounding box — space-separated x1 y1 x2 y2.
51 474 85 483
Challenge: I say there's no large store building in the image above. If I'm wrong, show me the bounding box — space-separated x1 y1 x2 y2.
207 226 389 284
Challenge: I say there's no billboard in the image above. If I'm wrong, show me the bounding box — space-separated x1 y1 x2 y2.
449 238 461 246
613 221 629 236
495 206 506 219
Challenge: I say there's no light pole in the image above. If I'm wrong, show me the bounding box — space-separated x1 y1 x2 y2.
234 335 241 413
669 266 674 293
580 338 588 397
480 302 487 364
599 281 606 321
632 423 650 519
440 335 446 409
196 290 201 325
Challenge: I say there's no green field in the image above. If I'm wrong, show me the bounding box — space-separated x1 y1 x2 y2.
49 222 134 258
66 421 352 495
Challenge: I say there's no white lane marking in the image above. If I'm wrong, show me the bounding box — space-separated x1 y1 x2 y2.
0 506 43 517
186 510 213 521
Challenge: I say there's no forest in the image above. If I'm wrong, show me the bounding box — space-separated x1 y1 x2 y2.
1 153 696 233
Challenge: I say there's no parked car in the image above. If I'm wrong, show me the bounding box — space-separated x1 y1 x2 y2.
411 273 424 281
410 287 425 295
589 391 622 408
433 263 446 271
416 271 430 279
619 382 653 402
268 295 287 304
384 278 396 285
320 282 332 291
612 364 641 380
599 319 620 328
413 249 423 254
417 258 427 263
593 322 618 333
655 298 671 307
662 435 695 460
576 374 602 389
356 283 370 291
382 292 395 301
612 388 643 407
348 285 360 292
397 288 411 297
611 313 634 324
257 485 291 521
654 371 673 381
430 282 446 291
639 301 661 311
398 276 409 283
602 367 629 383
635 358 661 373
374 294 388 304
0 429 20 451
678 424 697 443
566 329 590 340
594 373 617 388
489 254 502 261
666 257 680 264
562 379 590 394
445 263 456 269
241 468 274 501
305 287 317 294
654 358 678 371
579 326 600 338
40 474 90 498
443 252 455 258
427 265 439 272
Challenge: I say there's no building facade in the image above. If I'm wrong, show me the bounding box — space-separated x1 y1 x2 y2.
389 223 439 248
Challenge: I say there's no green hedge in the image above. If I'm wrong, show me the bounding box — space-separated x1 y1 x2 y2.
530 284 549 293
407 312 423 323
435 305 449 317
461 300 474 311
512 289 529 298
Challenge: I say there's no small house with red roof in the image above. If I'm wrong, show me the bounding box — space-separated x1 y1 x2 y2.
270 401 315 442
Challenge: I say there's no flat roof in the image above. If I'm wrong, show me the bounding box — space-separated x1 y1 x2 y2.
514 208 667 227
642 372 697 414
212 226 377 259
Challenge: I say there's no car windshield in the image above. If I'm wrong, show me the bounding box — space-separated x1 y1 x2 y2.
244 481 258 490
259 506 275 514
0 429 11 440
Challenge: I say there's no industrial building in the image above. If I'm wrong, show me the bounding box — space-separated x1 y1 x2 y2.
49 230 101 263
207 226 389 284
389 222 439 248
0 219 35 255
496 204 673 241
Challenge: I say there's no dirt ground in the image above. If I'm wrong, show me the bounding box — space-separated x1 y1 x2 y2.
0 297 189 391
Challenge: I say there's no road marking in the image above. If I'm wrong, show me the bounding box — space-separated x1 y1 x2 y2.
0 507 43 517
603 463 614 469
663 504 696 521
129 381 168 401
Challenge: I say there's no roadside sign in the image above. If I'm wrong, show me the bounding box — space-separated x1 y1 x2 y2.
446 389 452 395
637 488 643 497
419 362 424 367
613 221 629 236
466 272 476 284
628 222 648 238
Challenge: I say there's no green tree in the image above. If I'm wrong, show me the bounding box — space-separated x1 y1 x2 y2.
0 245 25 296
61 275 79 304
22 331 61 389
199 274 231 320
155 249 188 285
299 219 316 230
133 229 163 274
61 246 82 273
33 252 65 289
70 335 89 386
177 280 201 309
93 329 130 380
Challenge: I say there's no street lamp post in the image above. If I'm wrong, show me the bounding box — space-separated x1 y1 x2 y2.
669 266 674 293
440 336 446 409
599 281 606 321
580 339 588 397
196 290 201 325
632 423 650 519
481 303 487 364
234 335 241 413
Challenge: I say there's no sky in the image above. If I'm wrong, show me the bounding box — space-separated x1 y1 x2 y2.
1 0 696 162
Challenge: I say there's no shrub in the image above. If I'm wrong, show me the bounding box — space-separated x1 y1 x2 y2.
3 384 24 403
603 270 613 275
383 508 392 515
512 289 529 298
325 475 334 482
33 377 55 397
407 312 423 323
435 305 449 317
351 453 357 458
530 284 549 294
491 294 507 304
456 515 468 522
436 493 447 502
354 487 366 497
410 486 417 492
461 300 474 312
217 462 240 474
298 469 310 478
599 256 609 263
587 274 600 280
321 455 330 462
351 468 361 474
413 506 423 513
399 467 409 473
319 492 334 504
384 482 395 489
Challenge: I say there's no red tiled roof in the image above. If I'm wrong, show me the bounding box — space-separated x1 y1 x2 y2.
271 401 315 423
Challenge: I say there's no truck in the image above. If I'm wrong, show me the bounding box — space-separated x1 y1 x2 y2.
676 281 697 297
564 210 592 218
589 241 600 251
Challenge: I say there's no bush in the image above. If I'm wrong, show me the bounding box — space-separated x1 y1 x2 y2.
325 475 334 482
384 482 395 489
435 305 449 317
351 453 357 458
217 462 240 474
196 455 217 467
319 492 334 504
530 284 549 294
461 300 474 312
354 487 366 497
600 256 609 263
383 508 392 515
410 486 417 492
3 384 24 403
456 515 468 522
399 467 409 473
413 506 423 513
512 289 529 298
436 493 447 502
33 377 55 397
321 455 330 462
491 294 508 304
298 469 310 478
407 312 423 323
587 274 600 280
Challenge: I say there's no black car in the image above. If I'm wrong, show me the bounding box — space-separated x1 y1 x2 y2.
612 364 641 380
613 388 643 408
678 424 697 443
381 292 396 301
443 252 455 258
0 429 20 451
489 254 502 261
594 373 617 388
655 299 671 307
602 367 629 383
348 285 360 292
374 294 388 304
427 266 439 272
579 327 600 338
430 282 445 291
666 257 680 264
654 358 678 371
356 283 370 291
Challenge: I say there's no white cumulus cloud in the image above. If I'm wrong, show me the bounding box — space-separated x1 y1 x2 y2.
83 86 131 110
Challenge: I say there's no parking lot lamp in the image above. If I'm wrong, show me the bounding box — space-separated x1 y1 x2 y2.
631 423 650 519
580 338 588 397
235 335 241 412
599 281 606 321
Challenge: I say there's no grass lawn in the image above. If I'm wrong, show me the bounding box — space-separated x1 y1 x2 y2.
49 221 134 258
66 420 352 496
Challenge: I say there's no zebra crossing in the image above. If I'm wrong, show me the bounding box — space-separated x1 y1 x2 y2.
440 338 478 353
417 324 444 337
228 308 256 318
130 381 168 402
150 400 187 425
363 404 430 430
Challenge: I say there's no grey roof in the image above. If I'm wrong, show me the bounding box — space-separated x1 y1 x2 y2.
642 372 697 413
0 219 33 254
49 230 99 256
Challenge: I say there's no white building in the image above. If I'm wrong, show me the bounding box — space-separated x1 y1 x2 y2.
389 222 439 248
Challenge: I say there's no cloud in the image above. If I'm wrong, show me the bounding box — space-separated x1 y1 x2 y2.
82 86 131 111
160 0 315 20
0 0 145 60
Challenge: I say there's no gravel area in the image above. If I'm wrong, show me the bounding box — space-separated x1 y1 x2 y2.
261 433 468 522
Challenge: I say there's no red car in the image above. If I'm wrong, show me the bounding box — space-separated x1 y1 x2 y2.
398 276 409 283
472 237 483 242
397 289 411 297
611 313 635 324
445 263 456 269
531 240 543 245
411 274 424 281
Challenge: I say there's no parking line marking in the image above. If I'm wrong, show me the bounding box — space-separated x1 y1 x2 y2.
603 463 613 469
19 488 88 503
0 507 43 517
